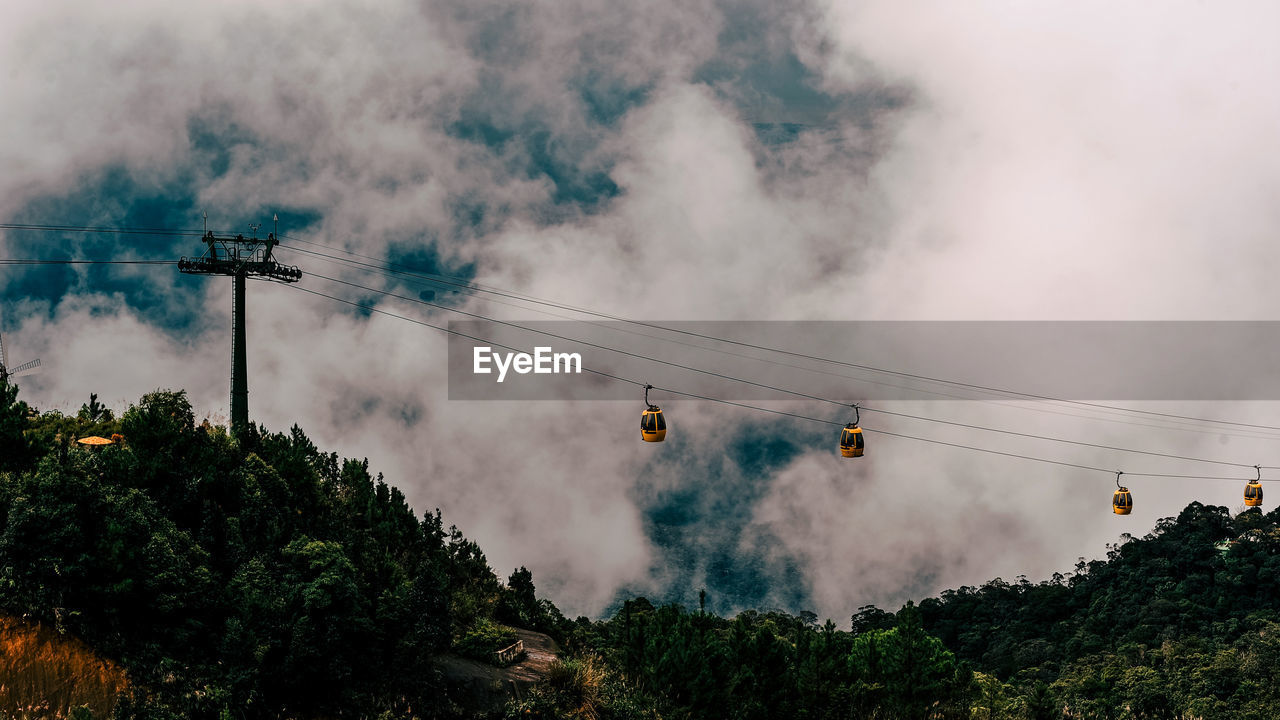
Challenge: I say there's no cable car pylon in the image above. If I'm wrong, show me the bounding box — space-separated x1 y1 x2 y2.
0 327 40 384
178 214 301 439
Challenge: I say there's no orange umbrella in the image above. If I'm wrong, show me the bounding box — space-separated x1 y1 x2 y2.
76 436 114 446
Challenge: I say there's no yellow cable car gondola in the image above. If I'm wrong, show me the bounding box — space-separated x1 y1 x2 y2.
1113 472 1132 515
1245 465 1263 507
641 384 666 442
839 405 864 458
1113 488 1133 515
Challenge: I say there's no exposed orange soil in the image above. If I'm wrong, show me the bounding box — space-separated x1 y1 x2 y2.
0 615 130 719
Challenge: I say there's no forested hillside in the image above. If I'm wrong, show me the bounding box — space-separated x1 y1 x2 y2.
541 505 1280 719
5 378 1280 719
0 380 565 718
910 501 1280 717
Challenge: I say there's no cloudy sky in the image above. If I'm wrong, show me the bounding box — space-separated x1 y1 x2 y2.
4 0 1280 620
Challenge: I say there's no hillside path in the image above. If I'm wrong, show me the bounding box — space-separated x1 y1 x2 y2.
434 628 562 714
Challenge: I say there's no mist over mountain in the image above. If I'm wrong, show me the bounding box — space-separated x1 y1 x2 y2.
4 0 1280 625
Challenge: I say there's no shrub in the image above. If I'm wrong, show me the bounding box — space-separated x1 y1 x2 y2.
454 618 519 663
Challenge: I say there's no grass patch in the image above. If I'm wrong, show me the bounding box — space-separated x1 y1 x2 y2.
0 615 130 719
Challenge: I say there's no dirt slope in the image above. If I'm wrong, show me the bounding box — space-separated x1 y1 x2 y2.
0 615 130 719
434 629 562 716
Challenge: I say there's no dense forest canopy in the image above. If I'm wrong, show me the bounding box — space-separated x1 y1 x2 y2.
4 379 1280 719
1 381 556 718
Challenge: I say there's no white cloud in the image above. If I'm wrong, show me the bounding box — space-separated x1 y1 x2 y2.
816 0 1280 320
4 0 1278 622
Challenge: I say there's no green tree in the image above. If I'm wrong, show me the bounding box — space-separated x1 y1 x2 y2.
498 565 540 628
0 376 34 472
850 604 970 719
77 393 113 423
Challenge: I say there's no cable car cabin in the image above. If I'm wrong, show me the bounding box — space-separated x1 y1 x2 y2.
641 405 666 442
1113 487 1133 515
840 424 864 458
1245 481 1264 507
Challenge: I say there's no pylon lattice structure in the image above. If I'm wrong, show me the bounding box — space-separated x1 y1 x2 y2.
0 329 40 383
178 226 302 437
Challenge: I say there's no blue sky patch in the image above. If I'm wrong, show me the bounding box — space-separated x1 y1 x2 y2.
625 417 826 615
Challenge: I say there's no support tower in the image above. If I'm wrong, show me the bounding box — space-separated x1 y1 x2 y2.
178 221 301 438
